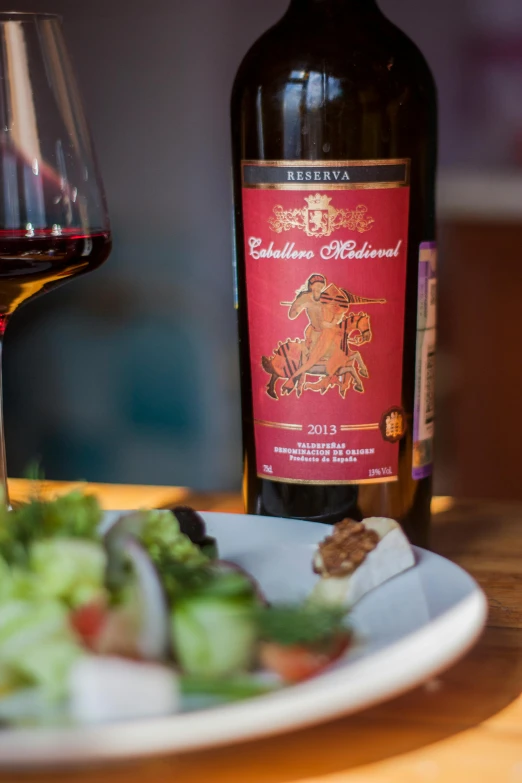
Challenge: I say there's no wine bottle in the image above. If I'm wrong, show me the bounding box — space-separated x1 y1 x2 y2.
231 0 437 547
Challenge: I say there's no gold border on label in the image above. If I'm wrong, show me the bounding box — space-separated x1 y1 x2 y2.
242 158 411 167
242 158 411 188
254 419 303 431
256 474 399 485
245 182 406 191
340 423 379 431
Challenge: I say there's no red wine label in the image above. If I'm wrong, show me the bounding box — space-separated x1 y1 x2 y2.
241 160 410 485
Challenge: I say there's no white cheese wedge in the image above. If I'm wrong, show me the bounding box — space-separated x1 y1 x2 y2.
69 656 179 723
310 517 415 608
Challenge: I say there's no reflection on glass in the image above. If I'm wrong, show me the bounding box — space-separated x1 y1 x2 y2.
0 12 111 502
282 71 344 158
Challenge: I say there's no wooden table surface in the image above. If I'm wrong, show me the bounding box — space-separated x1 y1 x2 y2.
5 480 522 783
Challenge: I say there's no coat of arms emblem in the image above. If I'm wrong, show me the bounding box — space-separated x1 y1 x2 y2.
268 194 375 238
304 195 333 237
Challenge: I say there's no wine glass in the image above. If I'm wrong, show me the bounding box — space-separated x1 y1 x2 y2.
0 12 111 503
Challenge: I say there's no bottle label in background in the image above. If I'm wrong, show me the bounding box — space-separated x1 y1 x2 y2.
241 159 410 485
412 242 437 480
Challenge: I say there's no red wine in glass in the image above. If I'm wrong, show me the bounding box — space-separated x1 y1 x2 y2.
0 12 112 501
0 229 111 333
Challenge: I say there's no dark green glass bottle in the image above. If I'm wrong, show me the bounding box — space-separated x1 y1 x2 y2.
231 0 437 547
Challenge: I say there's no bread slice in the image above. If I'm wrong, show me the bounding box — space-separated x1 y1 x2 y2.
310 518 415 608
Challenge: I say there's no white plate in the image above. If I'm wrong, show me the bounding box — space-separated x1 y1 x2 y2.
0 511 487 768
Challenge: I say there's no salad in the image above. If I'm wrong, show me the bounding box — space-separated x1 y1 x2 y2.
0 493 357 726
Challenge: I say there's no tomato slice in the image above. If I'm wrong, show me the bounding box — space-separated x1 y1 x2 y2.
259 633 351 683
70 601 108 648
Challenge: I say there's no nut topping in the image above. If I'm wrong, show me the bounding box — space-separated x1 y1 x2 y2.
314 519 380 578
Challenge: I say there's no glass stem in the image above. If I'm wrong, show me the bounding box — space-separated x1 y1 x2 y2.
0 332 9 506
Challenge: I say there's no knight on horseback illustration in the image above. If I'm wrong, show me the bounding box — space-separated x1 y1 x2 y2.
261 275 386 400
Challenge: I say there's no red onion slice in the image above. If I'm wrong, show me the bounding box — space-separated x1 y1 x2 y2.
117 537 170 661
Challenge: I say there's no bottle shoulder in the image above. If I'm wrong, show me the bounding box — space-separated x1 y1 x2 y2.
232 13 436 110
380 17 437 101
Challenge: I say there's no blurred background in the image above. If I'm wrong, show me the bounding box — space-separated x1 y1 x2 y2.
2 0 522 500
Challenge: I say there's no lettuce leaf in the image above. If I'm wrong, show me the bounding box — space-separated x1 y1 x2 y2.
29 540 107 608
140 510 208 567
0 491 102 568
0 600 83 699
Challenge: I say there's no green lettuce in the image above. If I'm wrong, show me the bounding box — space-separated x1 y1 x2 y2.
140 510 208 567
0 491 102 568
0 600 83 698
29 539 107 608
